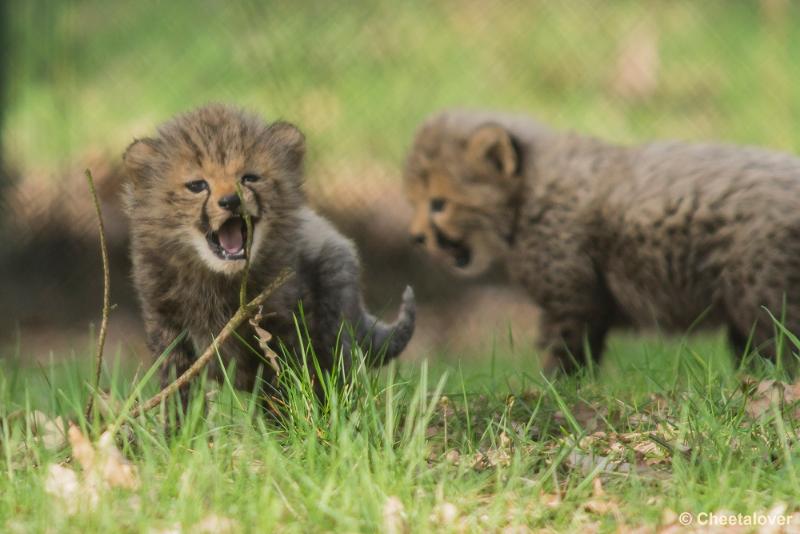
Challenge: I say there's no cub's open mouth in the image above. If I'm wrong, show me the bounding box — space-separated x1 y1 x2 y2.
206 216 256 260
434 227 471 268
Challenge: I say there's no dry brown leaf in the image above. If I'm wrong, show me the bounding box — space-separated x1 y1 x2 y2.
660 508 678 526
44 464 91 515
583 480 623 522
540 491 562 509
430 502 460 529
444 449 461 465
583 498 616 516
68 424 96 471
383 496 408 534
249 306 281 377
591 477 605 498
621 526 657 534
48 429 139 515
28 411 67 451
47 424 141 516
579 431 673 469
743 377 800 419
146 525 181 534
472 451 490 471
96 430 140 490
194 514 239 534
486 447 511 468
555 401 606 432
566 450 632 475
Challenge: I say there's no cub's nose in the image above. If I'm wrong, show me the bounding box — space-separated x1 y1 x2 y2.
410 234 426 245
218 194 241 212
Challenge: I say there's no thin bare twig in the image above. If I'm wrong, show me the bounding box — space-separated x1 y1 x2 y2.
236 183 254 308
84 169 111 421
128 269 293 418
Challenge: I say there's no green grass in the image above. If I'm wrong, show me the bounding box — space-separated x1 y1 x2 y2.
1 332 798 532
5 1 800 531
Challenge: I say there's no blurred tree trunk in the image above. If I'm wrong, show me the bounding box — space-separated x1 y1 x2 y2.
0 0 7 197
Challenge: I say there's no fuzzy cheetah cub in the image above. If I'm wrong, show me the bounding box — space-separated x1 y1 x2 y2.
405 109 800 372
124 104 415 400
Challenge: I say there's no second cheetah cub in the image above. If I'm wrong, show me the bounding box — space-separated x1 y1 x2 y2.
405 108 800 373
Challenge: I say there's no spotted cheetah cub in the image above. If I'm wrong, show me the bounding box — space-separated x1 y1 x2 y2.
405 108 800 372
124 104 415 400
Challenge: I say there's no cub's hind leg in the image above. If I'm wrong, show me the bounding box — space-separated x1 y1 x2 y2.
537 307 613 375
722 239 800 368
528 264 616 375
518 227 616 375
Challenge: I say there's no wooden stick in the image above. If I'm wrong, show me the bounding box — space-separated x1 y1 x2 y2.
128 269 293 418
84 169 111 421
235 183 254 308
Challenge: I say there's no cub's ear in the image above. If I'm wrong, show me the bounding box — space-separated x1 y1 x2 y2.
123 138 162 183
466 123 522 179
267 121 306 170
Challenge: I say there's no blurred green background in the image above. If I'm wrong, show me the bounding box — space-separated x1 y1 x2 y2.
2 0 800 360
6 0 800 176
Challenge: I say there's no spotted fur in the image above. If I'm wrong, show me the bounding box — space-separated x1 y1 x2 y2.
405 108 800 372
124 104 415 401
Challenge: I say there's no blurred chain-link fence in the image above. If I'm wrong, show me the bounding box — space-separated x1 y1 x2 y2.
2 0 799 360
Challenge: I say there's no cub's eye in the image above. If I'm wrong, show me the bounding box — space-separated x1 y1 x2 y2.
430 198 446 212
185 179 208 193
241 174 260 183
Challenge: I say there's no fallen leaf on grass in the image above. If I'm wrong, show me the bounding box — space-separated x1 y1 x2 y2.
250 306 281 378
555 401 607 432
742 377 800 420
69 425 139 490
383 496 408 534
486 448 512 468
444 449 461 465
68 425 95 471
28 410 67 451
146 525 181 534
430 502 463 531
45 425 139 515
576 431 680 472
194 514 239 534
582 478 622 521
95 431 140 490
540 491 562 508
44 464 88 515
472 449 512 471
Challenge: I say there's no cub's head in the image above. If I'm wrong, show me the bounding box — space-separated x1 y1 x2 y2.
404 112 526 277
123 104 305 275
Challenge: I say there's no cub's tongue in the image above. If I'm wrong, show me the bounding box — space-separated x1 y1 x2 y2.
217 218 244 255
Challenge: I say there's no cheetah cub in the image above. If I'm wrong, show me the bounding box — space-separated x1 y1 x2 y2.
405 108 800 372
124 104 415 400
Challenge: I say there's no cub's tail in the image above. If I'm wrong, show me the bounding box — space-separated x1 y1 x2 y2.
359 286 416 367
